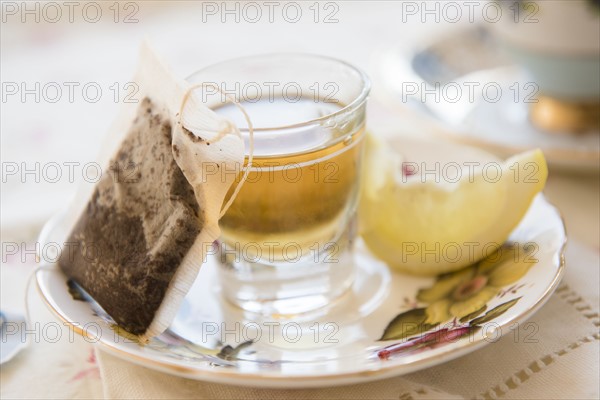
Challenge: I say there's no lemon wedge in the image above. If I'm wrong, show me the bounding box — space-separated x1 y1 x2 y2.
359 134 548 276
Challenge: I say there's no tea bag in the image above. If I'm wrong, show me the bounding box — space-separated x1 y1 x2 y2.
58 43 245 341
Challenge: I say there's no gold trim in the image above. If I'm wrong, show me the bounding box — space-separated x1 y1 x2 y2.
35 200 567 386
530 97 600 134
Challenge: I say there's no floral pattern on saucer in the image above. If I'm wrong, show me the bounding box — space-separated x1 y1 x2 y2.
377 243 537 359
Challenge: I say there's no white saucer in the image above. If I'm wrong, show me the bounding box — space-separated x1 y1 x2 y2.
373 27 600 172
36 194 565 388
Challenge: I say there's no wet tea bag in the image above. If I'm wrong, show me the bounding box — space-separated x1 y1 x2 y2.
58 43 245 341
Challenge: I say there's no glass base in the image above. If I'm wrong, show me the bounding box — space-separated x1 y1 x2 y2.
216 241 356 317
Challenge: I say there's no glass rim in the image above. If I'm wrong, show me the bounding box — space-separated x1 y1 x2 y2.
186 52 371 132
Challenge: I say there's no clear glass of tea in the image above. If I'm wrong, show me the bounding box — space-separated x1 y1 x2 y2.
188 54 370 316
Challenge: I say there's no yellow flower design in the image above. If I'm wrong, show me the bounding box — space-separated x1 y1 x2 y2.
417 244 537 325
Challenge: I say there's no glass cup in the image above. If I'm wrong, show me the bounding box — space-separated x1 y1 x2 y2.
188 54 370 316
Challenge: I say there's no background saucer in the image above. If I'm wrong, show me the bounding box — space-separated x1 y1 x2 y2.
373 27 600 172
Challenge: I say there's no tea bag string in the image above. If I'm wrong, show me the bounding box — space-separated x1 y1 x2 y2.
178 83 254 219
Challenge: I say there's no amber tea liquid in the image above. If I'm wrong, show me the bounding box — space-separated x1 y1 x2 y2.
217 98 364 262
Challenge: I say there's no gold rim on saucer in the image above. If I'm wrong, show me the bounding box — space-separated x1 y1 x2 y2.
530 96 600 134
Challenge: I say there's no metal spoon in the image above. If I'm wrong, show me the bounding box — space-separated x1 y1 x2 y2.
0 310 28 365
